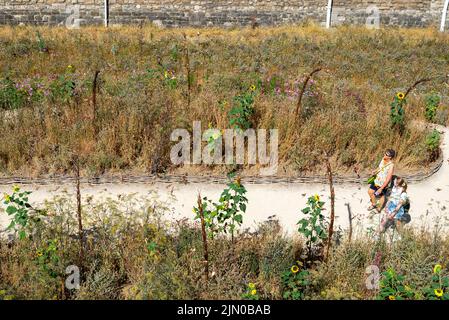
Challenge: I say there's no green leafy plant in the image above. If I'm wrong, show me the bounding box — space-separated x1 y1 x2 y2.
425 129 441 162
36 31 48 53
193 173 248 240
35 239 61 278
377 267 414 300
242 282 260 300
229 86 257 131
2 186 43 240
390 92 406 132
423 264 449 300
0 77 28 110
0 289 14 301
424 92 441 122
49 71 76 103
163 69 178 89
281 261 310 300
297 195 328 253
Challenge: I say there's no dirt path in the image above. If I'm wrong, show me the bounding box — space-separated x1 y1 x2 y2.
1 125 448 235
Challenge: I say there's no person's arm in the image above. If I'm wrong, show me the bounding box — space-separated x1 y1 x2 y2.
388 199 405 220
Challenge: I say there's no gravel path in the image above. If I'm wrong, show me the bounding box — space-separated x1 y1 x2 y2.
1 124 448 235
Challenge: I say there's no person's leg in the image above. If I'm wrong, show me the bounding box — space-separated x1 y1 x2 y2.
368 185 377 208
377 194 386 213
378 210 389 233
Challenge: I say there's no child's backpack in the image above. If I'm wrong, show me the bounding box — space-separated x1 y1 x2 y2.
400 199 411 223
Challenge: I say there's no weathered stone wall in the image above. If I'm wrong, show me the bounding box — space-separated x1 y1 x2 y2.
0 1 446 28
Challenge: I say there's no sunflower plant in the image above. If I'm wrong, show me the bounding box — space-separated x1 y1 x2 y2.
377 267 414 300
35 239 61 279
297 195 328 254
390 92 406 131
422 264 449 300
281 261 310 300
2 186 43 240
242 282 260 300
193 173 248 240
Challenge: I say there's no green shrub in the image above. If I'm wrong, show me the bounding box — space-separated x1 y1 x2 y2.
424 92 441 122
425 129 441 162
229 87 257 131
0 77 28 110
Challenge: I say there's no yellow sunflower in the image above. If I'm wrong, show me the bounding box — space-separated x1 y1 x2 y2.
434 264 442 274
388 295 396 300
248 282 255 289
291 265 299 273
435 289 444 297
251 289 257 295
13 185 20 193
314 194 320 202
396 92 405 100
3 194 10 202
250 85 256 91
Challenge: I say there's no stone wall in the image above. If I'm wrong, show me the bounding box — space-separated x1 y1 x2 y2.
0 1 446 28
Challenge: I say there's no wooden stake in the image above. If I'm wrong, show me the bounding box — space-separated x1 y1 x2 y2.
74 156 84 266
92 70 100 137
294 67 323 120
197 193 209 282
325 154 335 262
345 203 353 243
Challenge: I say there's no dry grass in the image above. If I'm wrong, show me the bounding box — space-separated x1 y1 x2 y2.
0 24 448 177
0 193 448 300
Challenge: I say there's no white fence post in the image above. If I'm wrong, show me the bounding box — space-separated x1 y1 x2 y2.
326 0 333 28
441 0 449 32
